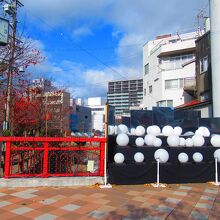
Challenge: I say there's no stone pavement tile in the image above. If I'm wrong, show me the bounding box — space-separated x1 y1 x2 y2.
48 208 69 217
50 194 66 201
166 211 190 220
188 210 209 220
11 206 33 215
126 190 142 196
0 201 12 208
40 198 57 205
8 196 27 203
92 198 110 205
90 193 107 198
97 205 117 212
36 205 57 213
195 202 213 209
61 204 80 211
23 210 44 219
75 203 101 215
53 197 82 208
1 203 19 211
0 192 6 197
165 197 181 204
132 196 148 202
88 210 107 219
204 188 218 195
173 191 188 196
208 213 220 220
179 185 193 190
0 211 17 219
28 201 46 209
35 213 58 220
11 191 36 199
200 195 215 201
9 215 31 220
61 212 83 219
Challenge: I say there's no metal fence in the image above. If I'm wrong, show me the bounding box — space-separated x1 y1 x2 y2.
0 137 106 178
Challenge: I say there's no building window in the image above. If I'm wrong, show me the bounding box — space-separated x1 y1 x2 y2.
157 100 173 107
165 79 184 89
200 56 208 73
149 85 152 93
144 63 149 75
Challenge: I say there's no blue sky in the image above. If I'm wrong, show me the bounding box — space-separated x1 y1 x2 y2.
16 0 209 98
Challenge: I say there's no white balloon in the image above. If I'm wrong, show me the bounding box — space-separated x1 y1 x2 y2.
148 125 161 136
154 149 169 163
173 126 182 136
135 126 145 136
196 126 210 137
153 138 162 147
162 125 174 136
192 135 205 147
117 124 128 134
211 134 220 147
144 134 156 146
134 152 145 163
185 138 193 147
116 133 129 146
130 128 136 136
178 153 189 163
108 126 115 135
184 131 195 136
167 135 180 147
214 149 220 162
193 152 203 163
114 153 125 164
135 137 145 147
179 138 186 147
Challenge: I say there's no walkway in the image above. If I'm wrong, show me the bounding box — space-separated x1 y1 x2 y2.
0 183 219 219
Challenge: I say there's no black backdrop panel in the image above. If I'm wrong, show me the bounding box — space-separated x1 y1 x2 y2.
130 110 153 128
199 118 220 134
174 110 200 133
153 107 174 128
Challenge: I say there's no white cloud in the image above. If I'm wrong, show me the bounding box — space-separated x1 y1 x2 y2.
72 26 93 38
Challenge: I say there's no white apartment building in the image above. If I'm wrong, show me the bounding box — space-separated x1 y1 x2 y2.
143 32 199 109
87 97 106 132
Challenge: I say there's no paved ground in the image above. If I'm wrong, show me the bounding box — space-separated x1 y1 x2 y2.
0 183 219 220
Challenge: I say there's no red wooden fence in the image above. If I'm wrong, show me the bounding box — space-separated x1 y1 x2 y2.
0 137 106 178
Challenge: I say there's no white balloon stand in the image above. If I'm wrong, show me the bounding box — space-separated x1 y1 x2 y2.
151 159 166 188
210 158 220 186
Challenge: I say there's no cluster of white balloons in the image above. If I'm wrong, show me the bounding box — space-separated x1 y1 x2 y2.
110 124 220 148
114 149 220 164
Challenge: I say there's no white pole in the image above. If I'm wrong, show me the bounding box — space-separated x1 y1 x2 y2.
210 0 220 117
157 158 160 186
215 158 219 184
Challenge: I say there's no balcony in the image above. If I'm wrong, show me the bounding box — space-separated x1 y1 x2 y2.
183 77 196 97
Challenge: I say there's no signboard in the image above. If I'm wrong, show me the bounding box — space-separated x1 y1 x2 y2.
0 17 9 46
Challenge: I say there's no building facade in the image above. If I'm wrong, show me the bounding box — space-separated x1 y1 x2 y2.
143 32 199 109
87 97 105 132
107 79 143 116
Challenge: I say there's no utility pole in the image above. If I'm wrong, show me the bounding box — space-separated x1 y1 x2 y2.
4 0 20 132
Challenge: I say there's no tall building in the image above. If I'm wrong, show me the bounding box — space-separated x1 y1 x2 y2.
87 97 105 132
107 79 143 116
143 32 199 109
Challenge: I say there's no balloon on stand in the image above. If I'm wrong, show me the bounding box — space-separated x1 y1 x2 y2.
195 126 210 137
114 153 125 164
153 138 162 147
117 124 128 134
114 126 118 135
183 131 194 136
179 137 186 147
135 137 145 147
154 149 169 163
135 126 145 136
192 135 205 147
214 149 220 162
193 152 203 163
185 138 193 147
144 134 156 146
178 153 189 163
134 152 145 163
162 125 174 136
211 134 220 147
148 125 161 136
167 135 180 147
173 126 182 136
116 133 129 146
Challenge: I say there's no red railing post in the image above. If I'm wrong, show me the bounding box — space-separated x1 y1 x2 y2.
4 141 11 178
43 141 49 178
99 142 105 176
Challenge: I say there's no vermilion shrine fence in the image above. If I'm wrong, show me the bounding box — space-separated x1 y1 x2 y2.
0 137 106 178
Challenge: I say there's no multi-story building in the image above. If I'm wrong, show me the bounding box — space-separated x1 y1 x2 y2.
143 32 199 109
87 97 105 132
30 79 71 135
107 79 143 116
